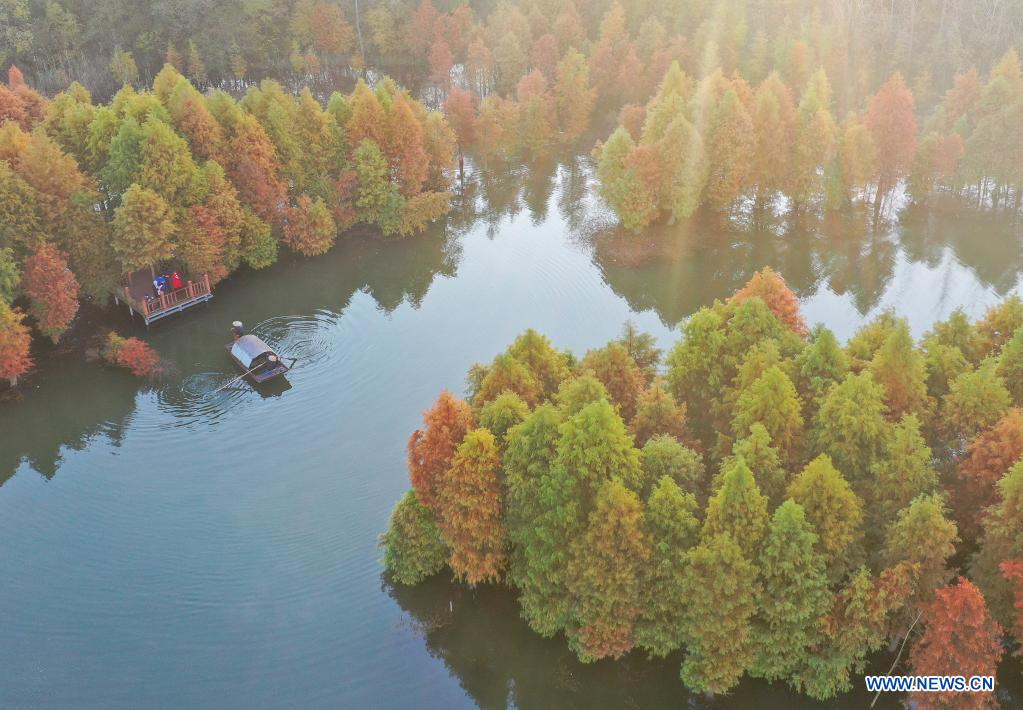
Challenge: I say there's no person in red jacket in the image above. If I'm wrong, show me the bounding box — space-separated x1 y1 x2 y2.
171 271 183 290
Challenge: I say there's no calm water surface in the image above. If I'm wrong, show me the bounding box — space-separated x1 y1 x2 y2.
2 159 1021 708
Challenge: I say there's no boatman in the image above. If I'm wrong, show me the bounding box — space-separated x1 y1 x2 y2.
231 321 246 340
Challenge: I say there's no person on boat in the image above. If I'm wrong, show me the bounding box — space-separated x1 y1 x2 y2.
171 271 183 290
231 321 246 340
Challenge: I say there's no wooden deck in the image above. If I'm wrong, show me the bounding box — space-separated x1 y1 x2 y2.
121 273 213 325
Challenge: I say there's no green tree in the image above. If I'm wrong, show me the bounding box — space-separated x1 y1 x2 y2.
111 184 177 272
881 494 959 612
869 318 930 419
0 247 20 302
380 490 448 585
636 476 700 657
353 138 403 234
702 457 770 558
812 372 890 493
869 415 938 528
555 399 643 498
566 478 650 661
475 353 543 408
942 360 1011 444
640 435 706 501
478 391 529 445
595 126 656 231
679 533 761 694
751 500 832 683
788 455 865 581
554 48 595 143
996 327 1023 405
554 374 609 416
727 423 789 507
732 365 804 466
630 381 688 447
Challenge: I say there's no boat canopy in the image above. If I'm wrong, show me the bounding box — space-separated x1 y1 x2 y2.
230 334 275 369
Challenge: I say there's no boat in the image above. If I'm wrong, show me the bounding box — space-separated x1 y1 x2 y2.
226 334 293 383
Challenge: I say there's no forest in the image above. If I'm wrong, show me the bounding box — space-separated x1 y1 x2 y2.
0 64 453 385
381 268 1023 701
2 0 1022 386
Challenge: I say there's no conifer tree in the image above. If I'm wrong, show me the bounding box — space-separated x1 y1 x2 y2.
0 300 32 385
702 457 770 558
727 423 788 508
909 578 1003 710
594 126 657 231
111 184 177 273
869 319 930 420
640 435 707 502
731 267 808 336
882 494 959 610
794 325 848 409
869 414 938 528
20 243 79 342
751 72 797 203
380 490 448 585
554 48 595 143
943 361 1011 445
555 399 644 498
812 372 890 493
478 391 529 446
566 478 650 661
996 328 1023 405
636 476 700 657
580 342 646 421
406 390 475 512
972 460 1023 625
732 366 804 466
474 353 543 408
283 195 337 257
865 73 917 212
503 405 562 584
956 408 1023 537
703 88 754 211
679 533 761 694
554 374 610 416
787 455 865 580
751 500 832 683
506 329 571 400
630 382 688 447
436 428 506 585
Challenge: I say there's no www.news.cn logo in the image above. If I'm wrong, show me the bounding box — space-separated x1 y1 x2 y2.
865 675 996 693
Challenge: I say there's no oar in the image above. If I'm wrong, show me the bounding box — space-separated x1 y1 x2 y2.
209 361 268 396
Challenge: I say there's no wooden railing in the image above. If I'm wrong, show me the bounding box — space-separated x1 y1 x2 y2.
124 274 212 318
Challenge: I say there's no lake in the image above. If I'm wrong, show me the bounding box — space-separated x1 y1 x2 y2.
1 156 1021 708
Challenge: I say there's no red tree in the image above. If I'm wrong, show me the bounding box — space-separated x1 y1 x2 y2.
21 243 80 343
909 577 1003 710
0 84 29 129
436 428 506 584
429 39 454 86
957 408 1023 537
102 333 162 376
865 73 917 211
731 267 808 335
443 88 477 149
407 390 475 511
0 301 32 385
1001 560 1023 648
225 115 288 224
283 196 336 257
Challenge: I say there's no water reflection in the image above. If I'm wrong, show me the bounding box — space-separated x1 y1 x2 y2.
384 573 893 709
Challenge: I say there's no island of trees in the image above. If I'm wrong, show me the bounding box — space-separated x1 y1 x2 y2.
0 64 454 385
382 268 1023 702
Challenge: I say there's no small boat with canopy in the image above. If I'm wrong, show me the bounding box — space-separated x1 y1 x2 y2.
226 332 293 383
